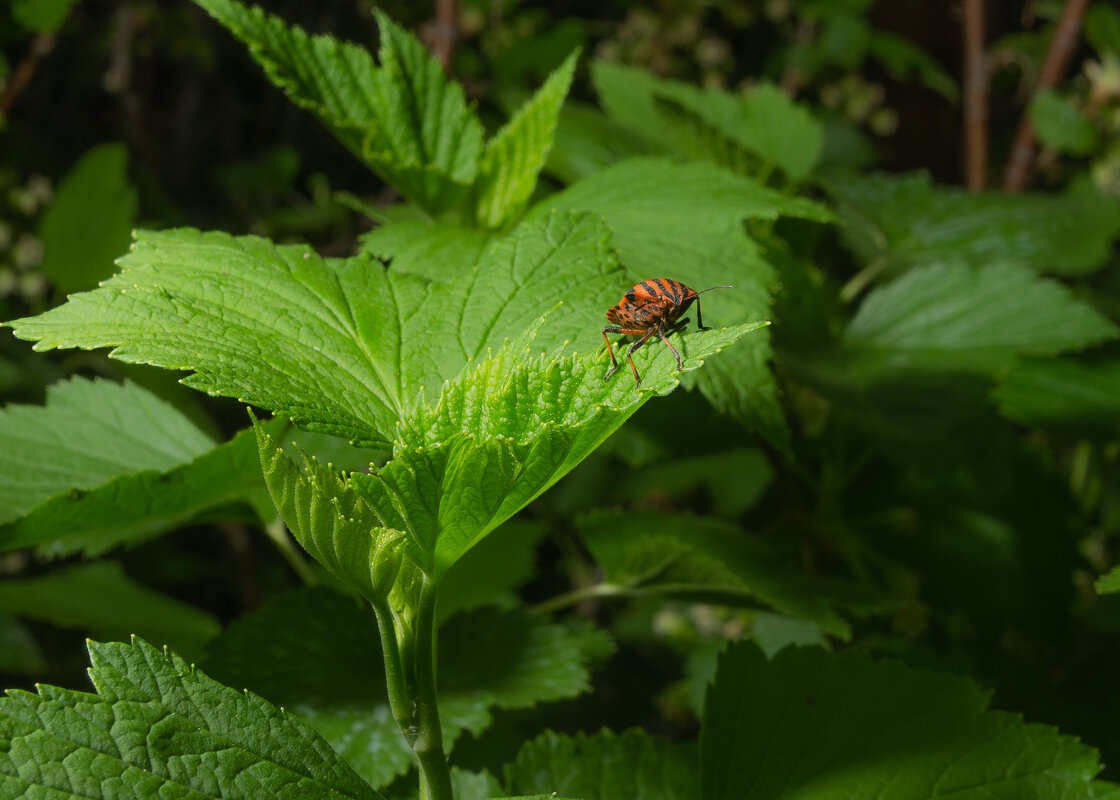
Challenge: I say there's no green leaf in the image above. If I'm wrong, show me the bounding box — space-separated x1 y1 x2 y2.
192 0 482 214
824 170 1120 276
867 31 960 102
204 587 612 790
0 637 383 800
37 142 137 294
617 447 773 517
590 60 679 153
539 157 832 451
844 262 1118 376
731 82 824 181
471 51 578 228
355 318 766 578
360 219 492 281
1098 565 1120 594
702 642 1110 800
1031 89 1099 156
11 0 79 32
0 376 215 525
437 518 545 621
1086 3 1120 57
576 510 851 638
0 615 46 675
0 561 220 658
8 212 621 448
992 358 1120 431
0 422 270 557
507 728 698 800
546 100 652 184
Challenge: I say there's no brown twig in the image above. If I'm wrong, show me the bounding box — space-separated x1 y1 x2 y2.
0 33 56 117
431 0 457 72
963 0 988 190
1002 0 1092 192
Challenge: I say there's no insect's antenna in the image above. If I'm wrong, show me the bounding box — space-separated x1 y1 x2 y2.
696 285 733 295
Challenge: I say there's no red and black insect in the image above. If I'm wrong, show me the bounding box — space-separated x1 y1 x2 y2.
602 279 733 388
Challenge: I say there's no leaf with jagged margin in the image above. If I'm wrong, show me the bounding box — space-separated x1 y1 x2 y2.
576 510 851 638
0 561 220 658
844 262 1117 378
546 100 652 184
204 588 613 790
991 358 1120 433
0 423 271 558
823 170 1120 276
589 60 687 153
702 642 1115 800
471 50 578 228
537 158 833 453
507 728 698 800
192 0 482 214
0 376 215 524
38 143 137 294
0 637 383 800
355 319 767 578
7 213 620 448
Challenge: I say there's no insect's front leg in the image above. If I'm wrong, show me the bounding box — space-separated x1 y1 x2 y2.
602 327 623 379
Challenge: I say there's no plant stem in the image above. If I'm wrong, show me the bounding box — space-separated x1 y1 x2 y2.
412 577 452 800
962 0 988 191
529 582 623 615
370 598 411 742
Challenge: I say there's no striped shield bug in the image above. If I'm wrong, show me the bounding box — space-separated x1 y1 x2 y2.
602 279 733 388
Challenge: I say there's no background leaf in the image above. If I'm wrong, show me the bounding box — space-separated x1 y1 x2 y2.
702 643 1113 800
1031 89 1099 156
0 637 383 800
37 143 137 294
11 0 80 33
0 561 220 658
992 358 1120 432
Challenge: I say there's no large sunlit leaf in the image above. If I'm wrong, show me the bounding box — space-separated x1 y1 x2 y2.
824 171 1120 276
507 728 698 800
0 638 383 800
204 587 612 790
8 212 621 448
37 143 137 294
577 510 852 638
471 51 578 228
702 642 1115 800
539 157 833 451
0 376 214 524
844 262 1117 376
193 0 482 213
0 561 220 658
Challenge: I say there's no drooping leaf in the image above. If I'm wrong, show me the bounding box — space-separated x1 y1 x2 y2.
1031 89 1099 156
844 262 1117 376
992 358 1120 432
0 376 215 525
0 423 270 557
576 510 852 638
0 637 383 800
702 642 1111 800
8 213 622 448
824 170 1120 276
507 728 698 800
204 587 612 790
471 51 578 228
539 157 832 451
0 561 220 658
193 0 483 213
37 143 137 294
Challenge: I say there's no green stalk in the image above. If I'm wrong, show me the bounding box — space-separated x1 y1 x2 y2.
412 577 452 800
370 598 411 744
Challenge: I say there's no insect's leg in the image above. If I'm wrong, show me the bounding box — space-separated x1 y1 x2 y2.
668 317 690 334
602 327 621 378
625 329 657 389
696 297 710 330
657 330 685 371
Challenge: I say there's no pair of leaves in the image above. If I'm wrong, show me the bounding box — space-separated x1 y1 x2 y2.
5 637 1114 799
195 0 573 228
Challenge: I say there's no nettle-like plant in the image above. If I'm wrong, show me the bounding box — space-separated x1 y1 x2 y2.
2 2 1119 800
